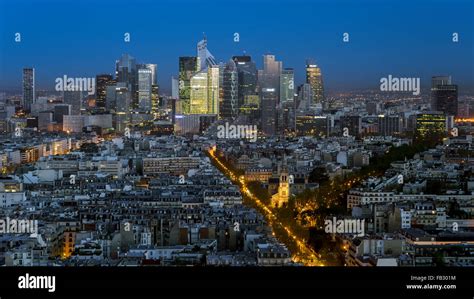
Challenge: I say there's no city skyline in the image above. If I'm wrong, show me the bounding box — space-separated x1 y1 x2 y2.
2 2 474 297
1 0 473 93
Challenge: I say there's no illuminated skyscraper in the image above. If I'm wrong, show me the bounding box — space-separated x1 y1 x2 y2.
138 63 159 112
22 68 35 112
189 66 220 115
116 54 136 84
280 68 294 104
259 55 282 136
416 112 447 137
115 54 137 106
96 74 115 111
114 83 132 133
140 64 157 85
306 60 324 105
190 71 208 114
207 66 220 115
115 83 132 114
221 59 238 119
186 37 219 116
260 55 282 93
178 57 200 114
261 88 277 135
232 55 257 110
138 68 153 111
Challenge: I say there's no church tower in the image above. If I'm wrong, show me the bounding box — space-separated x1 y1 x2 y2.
271 157 290 208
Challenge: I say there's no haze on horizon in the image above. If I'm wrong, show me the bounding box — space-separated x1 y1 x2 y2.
0 0 473 94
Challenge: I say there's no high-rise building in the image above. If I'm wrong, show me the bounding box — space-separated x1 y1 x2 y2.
178 37 219 115
306 60 324 105
38 111 53 131
218 62 225 112
221 59 238 119
280 68 294 104
178 57 200 114
95 74 115 111
53 104 71 124
114 83 132 133
138 64 159 112
232 55 257 110
277 100 296 135
197 36 217 71
152 85 159 113
115 54 137 106
277 68 296 135
261 88 278 136
115 83 132 114
207 66 220 115
431 76 458 117
416 112 447 137
116 54 136 83
190 71 208 114
378 115 401 136
431 76 451 89
140 64 157 86
22 68 35 112
340 115 361 137
106 85 117 111
63 89 83 115
259 55 282 136
188 66 219 115
171 76 179 99
260 55 282 93
296 83 313 113
138 68 153 111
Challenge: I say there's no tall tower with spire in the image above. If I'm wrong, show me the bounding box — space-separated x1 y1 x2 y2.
197 33 217 71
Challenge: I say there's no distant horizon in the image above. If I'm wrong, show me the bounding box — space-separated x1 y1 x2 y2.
1 0 473 93
1 80 474 96
2 75 474 96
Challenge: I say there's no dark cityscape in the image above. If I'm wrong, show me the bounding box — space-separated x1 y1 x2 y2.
0 0 473 297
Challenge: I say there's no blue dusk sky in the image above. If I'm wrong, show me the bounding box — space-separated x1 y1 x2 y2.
0 0 473 94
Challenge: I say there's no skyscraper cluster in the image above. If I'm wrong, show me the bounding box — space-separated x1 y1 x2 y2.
103 54 160 132
176 36 325 137
18 36 326 137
